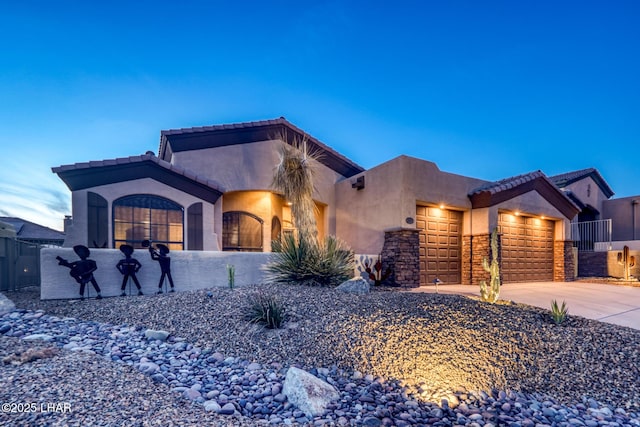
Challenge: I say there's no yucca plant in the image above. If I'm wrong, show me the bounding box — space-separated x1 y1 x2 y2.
272 132 320 246
550 299 568 324
246 292 286 329
266 234 354 286
310 235 355 287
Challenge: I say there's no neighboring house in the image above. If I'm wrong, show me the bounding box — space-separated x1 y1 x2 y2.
0 217 61 290
54 117 587 287
0 217 65 246
549 168 640 278
550 168 640 248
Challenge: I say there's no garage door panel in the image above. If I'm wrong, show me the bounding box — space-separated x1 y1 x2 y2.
499 214 554 283
417 206 462 285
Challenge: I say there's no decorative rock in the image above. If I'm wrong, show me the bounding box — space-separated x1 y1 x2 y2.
183 388 201 401
363 416 382 426
0 323 11 334
138 362 160 375
282 367 340 418
204 401 221 412
144 329 170 341
23 333 54 341
246 362 262 371
218 402 236 415
336 277 370 294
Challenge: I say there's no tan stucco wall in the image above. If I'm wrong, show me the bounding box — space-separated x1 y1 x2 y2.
335 155 488 254
336 156 574 254
171 139 343 237
603 195 640 241
64 178 219 250
562 177 609 216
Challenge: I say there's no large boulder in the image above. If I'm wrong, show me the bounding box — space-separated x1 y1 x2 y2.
336 277 370 294
282 367 340 417
144 329 170 341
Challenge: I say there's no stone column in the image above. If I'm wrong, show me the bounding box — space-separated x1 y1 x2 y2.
381 228 420 288
554 240 575 282
462 235 472 285
470 234 491 288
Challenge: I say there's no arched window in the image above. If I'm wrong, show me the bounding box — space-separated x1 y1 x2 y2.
87 192 108 248
223 211 263 252
113 195 184 250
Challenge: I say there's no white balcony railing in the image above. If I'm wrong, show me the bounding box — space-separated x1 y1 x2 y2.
571 219 612 252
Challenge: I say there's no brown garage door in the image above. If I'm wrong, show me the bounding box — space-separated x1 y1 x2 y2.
417 206 462 285
498 213 554 282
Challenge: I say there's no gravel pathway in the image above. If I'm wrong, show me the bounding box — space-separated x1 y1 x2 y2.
1 284 639 426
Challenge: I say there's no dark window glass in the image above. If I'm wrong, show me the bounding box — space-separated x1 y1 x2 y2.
113 195 183 249
87 192 108 248
187 203 203 250
222 211 263 252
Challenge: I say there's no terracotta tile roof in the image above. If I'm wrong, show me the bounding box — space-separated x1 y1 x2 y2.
469 170 580 219
53 153 224 204
52 152 224 193
548 168 614 198
159 117 365 178
469 170 547 196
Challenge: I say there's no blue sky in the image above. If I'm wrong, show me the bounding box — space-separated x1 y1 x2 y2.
1 1 638 231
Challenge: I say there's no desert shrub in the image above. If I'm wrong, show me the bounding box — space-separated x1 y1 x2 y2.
266 234 354 286
246 292 286 329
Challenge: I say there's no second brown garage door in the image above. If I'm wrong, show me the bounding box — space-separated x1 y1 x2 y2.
498 213 554 283
417 206 462 285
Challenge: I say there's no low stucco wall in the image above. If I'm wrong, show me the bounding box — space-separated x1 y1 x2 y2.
40 248 274 300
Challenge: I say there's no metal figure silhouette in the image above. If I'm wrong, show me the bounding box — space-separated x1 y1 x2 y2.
56 245 102 299
116 244 143 296
143 240 175 294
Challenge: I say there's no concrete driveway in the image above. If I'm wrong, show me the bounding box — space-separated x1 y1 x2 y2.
410 281 640 330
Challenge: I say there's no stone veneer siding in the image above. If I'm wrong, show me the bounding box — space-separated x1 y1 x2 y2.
554 241 575 282
577 252 607 277
381 228 420 288
464 234 494 287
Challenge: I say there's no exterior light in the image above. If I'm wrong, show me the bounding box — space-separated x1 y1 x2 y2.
514 211 520 216
439 204 445 209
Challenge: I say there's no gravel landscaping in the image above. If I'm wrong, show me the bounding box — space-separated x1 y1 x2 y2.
1 284 639 426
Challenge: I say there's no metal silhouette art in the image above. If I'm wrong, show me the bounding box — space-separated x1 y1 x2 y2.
142 240 175 294
116 244 143 296
56 245 102 299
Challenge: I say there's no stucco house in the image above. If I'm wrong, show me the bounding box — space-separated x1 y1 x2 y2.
54 117 633 287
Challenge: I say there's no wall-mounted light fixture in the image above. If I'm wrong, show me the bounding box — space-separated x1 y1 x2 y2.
351 175 365 190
